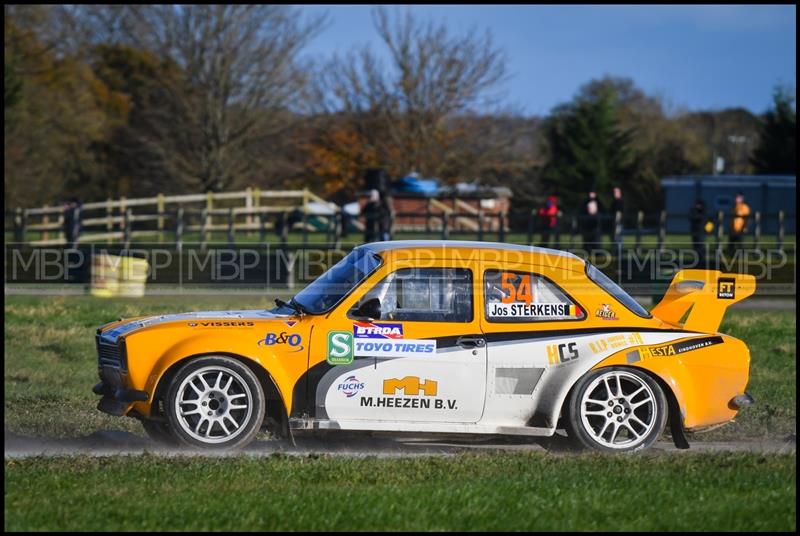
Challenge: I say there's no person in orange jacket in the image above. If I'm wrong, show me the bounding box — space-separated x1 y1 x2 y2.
728 191 750 255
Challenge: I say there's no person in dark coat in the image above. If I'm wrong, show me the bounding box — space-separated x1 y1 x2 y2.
378 194 393 242
362 189 381 243
689 198 709 261
63 197 82 248
609 186 624 251
581 190 602 248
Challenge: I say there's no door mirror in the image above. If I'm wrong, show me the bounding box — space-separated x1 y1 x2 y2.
353 297 381 320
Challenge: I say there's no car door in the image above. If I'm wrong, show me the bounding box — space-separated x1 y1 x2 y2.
316 262 488 424
478 260 588 426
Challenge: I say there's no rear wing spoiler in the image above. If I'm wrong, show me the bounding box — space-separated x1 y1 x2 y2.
651 269 756 333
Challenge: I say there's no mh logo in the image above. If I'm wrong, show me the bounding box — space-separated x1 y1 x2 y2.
717 279 735 299
383 376 438 396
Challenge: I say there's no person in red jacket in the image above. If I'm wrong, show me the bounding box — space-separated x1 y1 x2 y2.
537 195 559 246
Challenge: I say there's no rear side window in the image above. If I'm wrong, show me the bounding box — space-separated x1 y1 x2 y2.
585 264 651 318
484 270 585 323
355 268 473 323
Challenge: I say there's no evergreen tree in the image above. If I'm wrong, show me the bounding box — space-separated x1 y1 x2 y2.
751 86 796 174
541 85 636 211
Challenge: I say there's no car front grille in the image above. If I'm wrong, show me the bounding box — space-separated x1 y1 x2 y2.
96 337 126 371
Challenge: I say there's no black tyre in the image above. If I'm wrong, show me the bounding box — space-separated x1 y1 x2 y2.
565 366 667 452
164 356 265 450
141 419 178 446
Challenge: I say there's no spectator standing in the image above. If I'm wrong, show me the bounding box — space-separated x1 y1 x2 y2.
581 190 602 248
609 186 624 251
728 192 750 255
689 198 709 261
378 193 393 242
63 197 82 248
362 189 381 243
537 195 558 246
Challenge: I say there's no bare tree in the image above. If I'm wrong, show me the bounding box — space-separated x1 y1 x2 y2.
80 5 326 191
322 6 508 179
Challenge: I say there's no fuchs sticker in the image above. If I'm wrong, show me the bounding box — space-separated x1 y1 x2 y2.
353 322 404 339
595 304 618 320
327 331 354 365
488 302 580 318
336 376 364 397
717 278 736 299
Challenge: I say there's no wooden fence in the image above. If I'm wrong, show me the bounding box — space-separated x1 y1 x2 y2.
4 187 795 252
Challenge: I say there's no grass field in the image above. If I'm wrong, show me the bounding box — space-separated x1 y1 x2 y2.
4 294 795 439
4 452 796 531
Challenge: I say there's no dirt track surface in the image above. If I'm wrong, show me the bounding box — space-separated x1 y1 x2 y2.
4 430 796 459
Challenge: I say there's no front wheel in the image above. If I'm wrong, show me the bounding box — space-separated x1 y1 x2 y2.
165 356 265 450
566 367 667 452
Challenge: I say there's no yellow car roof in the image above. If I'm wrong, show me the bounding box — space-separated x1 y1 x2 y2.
359 240 586 272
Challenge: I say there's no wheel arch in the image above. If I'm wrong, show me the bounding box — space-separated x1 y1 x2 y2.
558 364 688 449
150 352 289 438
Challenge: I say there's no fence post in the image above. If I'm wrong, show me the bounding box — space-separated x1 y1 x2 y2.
753 211 761 250
777 210 785 251
106 198 114 245
635 211 643 252
442 212 450 240
74 206 82 246
569 215 577 248
14 207 25 243
657 210 666 252
157 193 165 243
425 199 432 235
258 212 266 245
280 210 289 248
43 213 50 242
301 207 309 247
206 191 214 238
716 211 724 254
526 208 534 245
123 208 132 249
478 210 484 241
245 186 253 233
175 207 184 253
227 207 235 246
498 212 506 242
201 208 209 251
554 210 561 249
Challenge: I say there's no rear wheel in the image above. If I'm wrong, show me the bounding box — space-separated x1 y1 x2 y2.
164 356 265 450
566 367 667 452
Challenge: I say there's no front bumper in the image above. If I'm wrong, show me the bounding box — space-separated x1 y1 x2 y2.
93 365 148 416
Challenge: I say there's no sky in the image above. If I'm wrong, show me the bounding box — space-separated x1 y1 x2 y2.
300 4 797 116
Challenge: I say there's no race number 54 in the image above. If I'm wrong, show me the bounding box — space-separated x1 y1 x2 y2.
501 272 533 304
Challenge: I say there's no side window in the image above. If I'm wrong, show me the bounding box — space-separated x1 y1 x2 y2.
354 268 473 322
484 270 585 323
